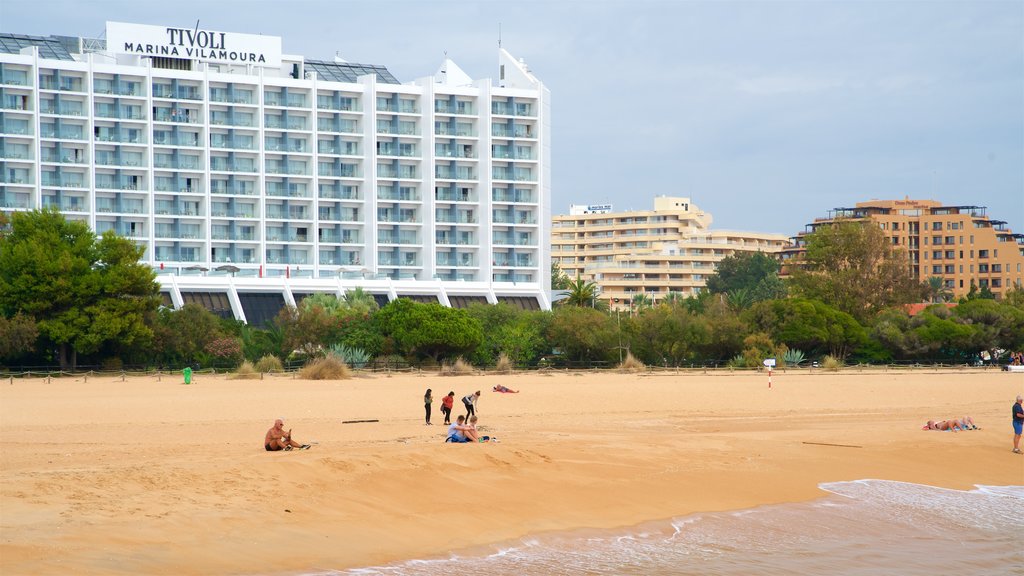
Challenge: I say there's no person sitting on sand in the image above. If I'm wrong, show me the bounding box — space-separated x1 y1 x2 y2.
445 415 473 443
265 419 310 451
465 415 495 443
493 384 519 393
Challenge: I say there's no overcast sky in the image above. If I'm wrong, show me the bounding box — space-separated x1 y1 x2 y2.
4 0 1022 235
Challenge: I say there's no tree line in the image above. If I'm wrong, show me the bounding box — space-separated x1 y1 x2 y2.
2 208 1022 371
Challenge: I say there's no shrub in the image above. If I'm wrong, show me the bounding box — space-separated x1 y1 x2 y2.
231 360 261 380
203 337 243 367
495 352 513 373
822 355 844 371
101 357 123 371
300 355 351 380
254 354 284 373
443 357 474 375
374 354 408 370
784 348 806 366
727 354 747 368
618 351 646 373
329 343 371 368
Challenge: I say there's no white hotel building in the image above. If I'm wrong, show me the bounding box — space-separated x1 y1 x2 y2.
0 22 551 325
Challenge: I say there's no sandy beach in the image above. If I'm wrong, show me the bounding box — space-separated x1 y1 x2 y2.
1 368 1021 575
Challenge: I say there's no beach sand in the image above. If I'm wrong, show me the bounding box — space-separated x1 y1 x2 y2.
1 368 1021 574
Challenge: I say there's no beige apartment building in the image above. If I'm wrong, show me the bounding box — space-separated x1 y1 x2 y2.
780 198 1024 299
551 196 788 309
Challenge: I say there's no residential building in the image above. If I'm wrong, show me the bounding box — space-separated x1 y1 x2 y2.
779 198 1024 299
551 196 789 308
0 22 551 324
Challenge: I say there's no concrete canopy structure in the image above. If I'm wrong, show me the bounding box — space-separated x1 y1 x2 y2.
552 196 788 309
0 22 552 322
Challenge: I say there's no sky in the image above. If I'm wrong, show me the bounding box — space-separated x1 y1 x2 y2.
3 0 1022 236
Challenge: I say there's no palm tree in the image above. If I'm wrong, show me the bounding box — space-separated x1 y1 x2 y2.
631 293 653 310
924 276 953 303
342 287 379 315
661 292 686 308
563 277 601 308
725 288 753 312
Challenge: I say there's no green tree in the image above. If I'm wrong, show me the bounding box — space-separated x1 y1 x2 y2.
624 304 707 366
0 208 160 369
373 299 483 362
545 305 617 363
551 261 571 290
0 312 39 364
493 311 548 366
952 299 1024 359
693 299 747 364
152 303 226 366
788 220 924 322
706 251 787 302
561 276 605 309
745 298 867 360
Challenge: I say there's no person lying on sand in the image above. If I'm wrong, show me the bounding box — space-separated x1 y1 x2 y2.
923 417 979 432
493 384 519 393
265 419 311 451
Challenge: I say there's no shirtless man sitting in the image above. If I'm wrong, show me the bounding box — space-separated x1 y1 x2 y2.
264 419 310 451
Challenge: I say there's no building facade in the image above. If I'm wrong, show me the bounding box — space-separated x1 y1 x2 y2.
0 22 552 323
779 198 1024 299
552 196 788 309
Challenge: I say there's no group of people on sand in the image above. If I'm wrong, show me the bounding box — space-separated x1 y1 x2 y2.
922 416 980 432
445 414 494 443
922 395 1024 455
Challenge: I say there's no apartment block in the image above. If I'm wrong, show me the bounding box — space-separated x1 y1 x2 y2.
0 22 552 322
552 196 788 309
780 198 1024 299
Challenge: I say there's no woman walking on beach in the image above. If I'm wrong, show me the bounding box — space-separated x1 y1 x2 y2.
424 388 433 426
441 391 455 425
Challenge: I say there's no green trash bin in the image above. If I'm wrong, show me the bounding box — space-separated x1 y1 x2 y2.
183 366 193 385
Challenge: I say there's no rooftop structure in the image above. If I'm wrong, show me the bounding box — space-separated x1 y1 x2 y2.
552 196 788 309
0 21 552 322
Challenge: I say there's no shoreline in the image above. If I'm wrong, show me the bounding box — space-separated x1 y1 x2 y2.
2 370 1021 574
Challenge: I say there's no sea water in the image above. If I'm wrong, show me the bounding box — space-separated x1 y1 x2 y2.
316 481 1024 575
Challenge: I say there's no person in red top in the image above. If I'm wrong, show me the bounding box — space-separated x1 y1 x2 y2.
440 391 455 425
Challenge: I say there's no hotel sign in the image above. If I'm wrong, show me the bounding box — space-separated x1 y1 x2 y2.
106 22 282 67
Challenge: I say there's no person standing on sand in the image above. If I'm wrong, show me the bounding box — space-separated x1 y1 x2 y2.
441 391 455 425
463 390 481 419
424 388 433 426
264 419 310 451
1012 395 1023 454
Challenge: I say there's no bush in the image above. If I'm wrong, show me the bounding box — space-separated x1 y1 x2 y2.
727 354 747 368
822 355 844 371
784 348 806 366
101 357 123 371
254 354 284 373
329 343 371 368
495 352 513 373
299 355 351 380
618 351 646 373
373 354 408 370
230 360 261 380
443 357 474 375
